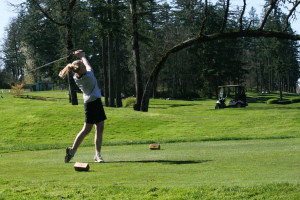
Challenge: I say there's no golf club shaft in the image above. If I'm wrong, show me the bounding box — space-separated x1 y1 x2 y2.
25 55 70 74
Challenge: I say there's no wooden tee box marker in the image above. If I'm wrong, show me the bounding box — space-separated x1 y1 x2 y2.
149 144 160 150
74 162 90 171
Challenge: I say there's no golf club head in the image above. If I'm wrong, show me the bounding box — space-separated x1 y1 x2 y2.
18 74 23 80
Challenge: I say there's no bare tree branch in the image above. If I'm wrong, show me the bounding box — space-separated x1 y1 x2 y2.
220 0 230 33
31 0 67 26
199 0 208 35
259 0 279 30
247 20 253 30
239 0 246 31
283 1 300 32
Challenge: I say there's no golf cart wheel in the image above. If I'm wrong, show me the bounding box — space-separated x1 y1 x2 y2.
215 104 220 109
236 103 242 108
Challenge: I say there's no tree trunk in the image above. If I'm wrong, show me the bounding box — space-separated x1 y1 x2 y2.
108 0 115 107
115 39 122 107
171 53 177 99
152 77 157 99
66 1 78 105
260 62 264 92
129 0 143 111
268 56 272 92
287 75 290 93
279 76 283 100
114 0 122 108
102 36 109 106
256 64 259 92
108 33 115 107
269 69 272 92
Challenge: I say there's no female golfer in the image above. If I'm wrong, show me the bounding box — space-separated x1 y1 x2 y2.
59 50 106 163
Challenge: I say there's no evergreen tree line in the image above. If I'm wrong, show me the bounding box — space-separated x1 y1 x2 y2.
0 0 299 105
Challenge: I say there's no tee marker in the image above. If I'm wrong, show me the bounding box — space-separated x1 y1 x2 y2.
149 144 160 150
74 162 90 171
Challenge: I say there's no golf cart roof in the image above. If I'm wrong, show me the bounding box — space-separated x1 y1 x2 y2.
218 85 244 88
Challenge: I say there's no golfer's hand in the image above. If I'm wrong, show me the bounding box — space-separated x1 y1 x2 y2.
73 50 85 58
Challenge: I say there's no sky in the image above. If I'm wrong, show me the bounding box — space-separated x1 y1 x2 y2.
0 0 24 48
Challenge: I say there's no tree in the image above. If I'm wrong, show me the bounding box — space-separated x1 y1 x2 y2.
113 0 124 107
2 0 299 110
31 0 78 105
89 0 110 106
1 16 25 81
19 2 61 83
107 0 116 107
140 0 300 112
129 0 144 111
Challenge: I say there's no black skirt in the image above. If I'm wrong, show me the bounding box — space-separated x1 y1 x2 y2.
84 98 107 124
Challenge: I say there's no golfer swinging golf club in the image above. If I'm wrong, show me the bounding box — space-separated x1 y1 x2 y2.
59 50 106 163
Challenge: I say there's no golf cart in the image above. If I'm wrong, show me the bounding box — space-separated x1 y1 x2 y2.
215 85 248 109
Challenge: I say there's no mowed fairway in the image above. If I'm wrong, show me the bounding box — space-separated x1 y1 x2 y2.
1 139 299 199
0 91 299 199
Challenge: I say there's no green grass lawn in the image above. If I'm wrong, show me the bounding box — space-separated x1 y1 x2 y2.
0 90 299 199
1 139 299 199
0 91 299 152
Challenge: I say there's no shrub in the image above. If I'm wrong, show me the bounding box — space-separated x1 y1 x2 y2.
8 83 24 96
123 97 136 107
291 97 300 103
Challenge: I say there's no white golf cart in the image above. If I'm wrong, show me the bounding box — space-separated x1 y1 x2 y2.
215 85 248 109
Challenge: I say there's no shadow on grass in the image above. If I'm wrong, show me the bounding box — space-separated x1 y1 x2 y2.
104 160 212 165
148 107 168 109
247 105 300 110
247 93 300 103
149 104 197 109
169 104 198 108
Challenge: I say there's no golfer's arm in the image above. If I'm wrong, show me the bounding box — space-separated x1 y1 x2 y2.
81 56 93 71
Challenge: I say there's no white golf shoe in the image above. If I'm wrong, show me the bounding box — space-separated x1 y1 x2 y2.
94 154 104 163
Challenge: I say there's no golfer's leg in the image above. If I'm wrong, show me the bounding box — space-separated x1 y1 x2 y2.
72 123 93 154
94 121 104 155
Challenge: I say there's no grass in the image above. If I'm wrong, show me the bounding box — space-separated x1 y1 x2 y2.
1 139 299 199
247 91 300 103
0 91 299 152
0 90 299 199
1 181 298 199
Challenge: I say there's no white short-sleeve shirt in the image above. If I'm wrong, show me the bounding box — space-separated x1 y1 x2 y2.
73 71 101 103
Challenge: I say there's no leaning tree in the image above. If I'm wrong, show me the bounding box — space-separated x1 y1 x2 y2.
140 0 300 112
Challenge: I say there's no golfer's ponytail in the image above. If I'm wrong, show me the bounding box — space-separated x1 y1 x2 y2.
59 63 80 79
59 64 73 79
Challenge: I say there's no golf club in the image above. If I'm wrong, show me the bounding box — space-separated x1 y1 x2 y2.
18 54 72 80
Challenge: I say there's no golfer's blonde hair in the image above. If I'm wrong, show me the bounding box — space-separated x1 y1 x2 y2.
59 60 85 79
